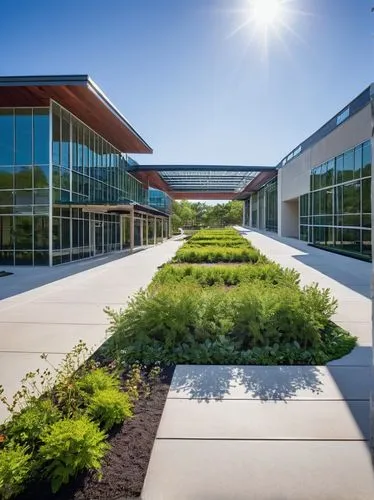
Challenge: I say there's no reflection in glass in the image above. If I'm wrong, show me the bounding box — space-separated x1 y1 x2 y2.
14 216 32 250
15 110 32 165
0 166 13 188
0 109 14 165
34 165 49 188
14 166 32 189
0 216 13 249
33 109 49 164
34 216 49 249
306 140 371 260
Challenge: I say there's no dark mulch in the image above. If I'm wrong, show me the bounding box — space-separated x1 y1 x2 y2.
18 367 174 500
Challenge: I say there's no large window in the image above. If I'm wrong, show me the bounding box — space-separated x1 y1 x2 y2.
264 178 278 232
0 108 50 266
302 140 371 260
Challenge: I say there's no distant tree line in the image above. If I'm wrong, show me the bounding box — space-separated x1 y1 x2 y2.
171 200 243 232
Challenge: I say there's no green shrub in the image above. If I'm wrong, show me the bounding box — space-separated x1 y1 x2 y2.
77 368 119 396
39 417 109 493
87 388 133 430
189 229 240 241
106 284 235 355
152 263 299 289
174 246 261 263
106 278 346 365
230 284 327 350
115 326 356 366
185 239 250 247
0 444 32 499
2 399 60 451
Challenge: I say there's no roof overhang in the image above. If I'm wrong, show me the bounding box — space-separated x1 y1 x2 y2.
130 164 276 199
234 170 278 200
0 75 152 154
55 202 169 218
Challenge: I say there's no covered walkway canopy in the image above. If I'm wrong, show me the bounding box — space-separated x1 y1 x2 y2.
130 164 276 200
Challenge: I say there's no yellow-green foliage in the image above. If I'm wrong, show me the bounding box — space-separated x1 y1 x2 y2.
2 399 60 451
152 263 300 288
0 445 32 499
39 417 109 493
174 246 261 263
77 368 119 396
87 389 133 430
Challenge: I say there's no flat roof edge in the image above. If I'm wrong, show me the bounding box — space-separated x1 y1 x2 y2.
0 74 153 154
277 84 372 169
0 75 89 87
87 78 153 153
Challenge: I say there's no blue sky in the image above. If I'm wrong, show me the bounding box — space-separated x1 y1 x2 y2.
1 0 373 171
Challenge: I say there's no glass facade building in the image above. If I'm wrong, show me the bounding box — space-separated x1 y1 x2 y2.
243 177 278 232
0 93 171 266
242 84 372 262
300 140 371 260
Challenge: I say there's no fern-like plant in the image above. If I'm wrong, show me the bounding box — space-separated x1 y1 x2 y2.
87 388 133 430
39 417 109 493
0 444 32 499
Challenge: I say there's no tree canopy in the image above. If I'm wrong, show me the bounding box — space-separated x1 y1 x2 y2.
171 200 243 232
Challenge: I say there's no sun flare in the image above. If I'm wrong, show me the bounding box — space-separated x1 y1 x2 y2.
250 0 285 28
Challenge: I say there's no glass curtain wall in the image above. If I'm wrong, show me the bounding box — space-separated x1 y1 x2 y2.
258 190 265 229
264 178 278 232
243 199 250 226
251 193 258 228
244 178 278 233
148 188 172 214
51 101 148 207
0 108 49 265
300 140 371 260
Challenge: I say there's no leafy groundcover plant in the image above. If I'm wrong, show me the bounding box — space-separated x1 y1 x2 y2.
174 245 262 263
106 228 356 366
0 342 155 498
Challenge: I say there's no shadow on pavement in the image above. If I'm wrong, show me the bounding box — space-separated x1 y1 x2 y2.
0 247 147 301
170 365 324 402
237 226 371 299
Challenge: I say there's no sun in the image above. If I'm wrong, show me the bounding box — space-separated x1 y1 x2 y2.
250 0 285 28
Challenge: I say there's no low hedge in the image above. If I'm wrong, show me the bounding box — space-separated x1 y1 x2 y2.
106 281 355 365
152 263 300 288
174 246 261 263
106 228 356 366
185 239 251 247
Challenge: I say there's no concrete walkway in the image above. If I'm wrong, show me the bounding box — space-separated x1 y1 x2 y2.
142 229 374 500
0 240 182 421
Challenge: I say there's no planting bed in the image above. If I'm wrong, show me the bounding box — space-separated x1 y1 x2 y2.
0 344 173 500
0 228 357 498
18 367 173 500
106 228 356 366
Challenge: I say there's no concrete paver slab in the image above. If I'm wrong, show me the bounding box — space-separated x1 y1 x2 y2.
143 231 374 500
142 440 374 500
0 240 183 422
0 302 109 325
0 352 65 422
333 321 372 345
169 365 372 400
328 345 373 366
157 399 369 440
0 323 107 353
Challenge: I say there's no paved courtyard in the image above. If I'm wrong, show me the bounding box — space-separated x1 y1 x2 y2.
142 229 374 500
0 240 182 422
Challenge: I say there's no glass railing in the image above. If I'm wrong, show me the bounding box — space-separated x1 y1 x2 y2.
148 187 172 214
